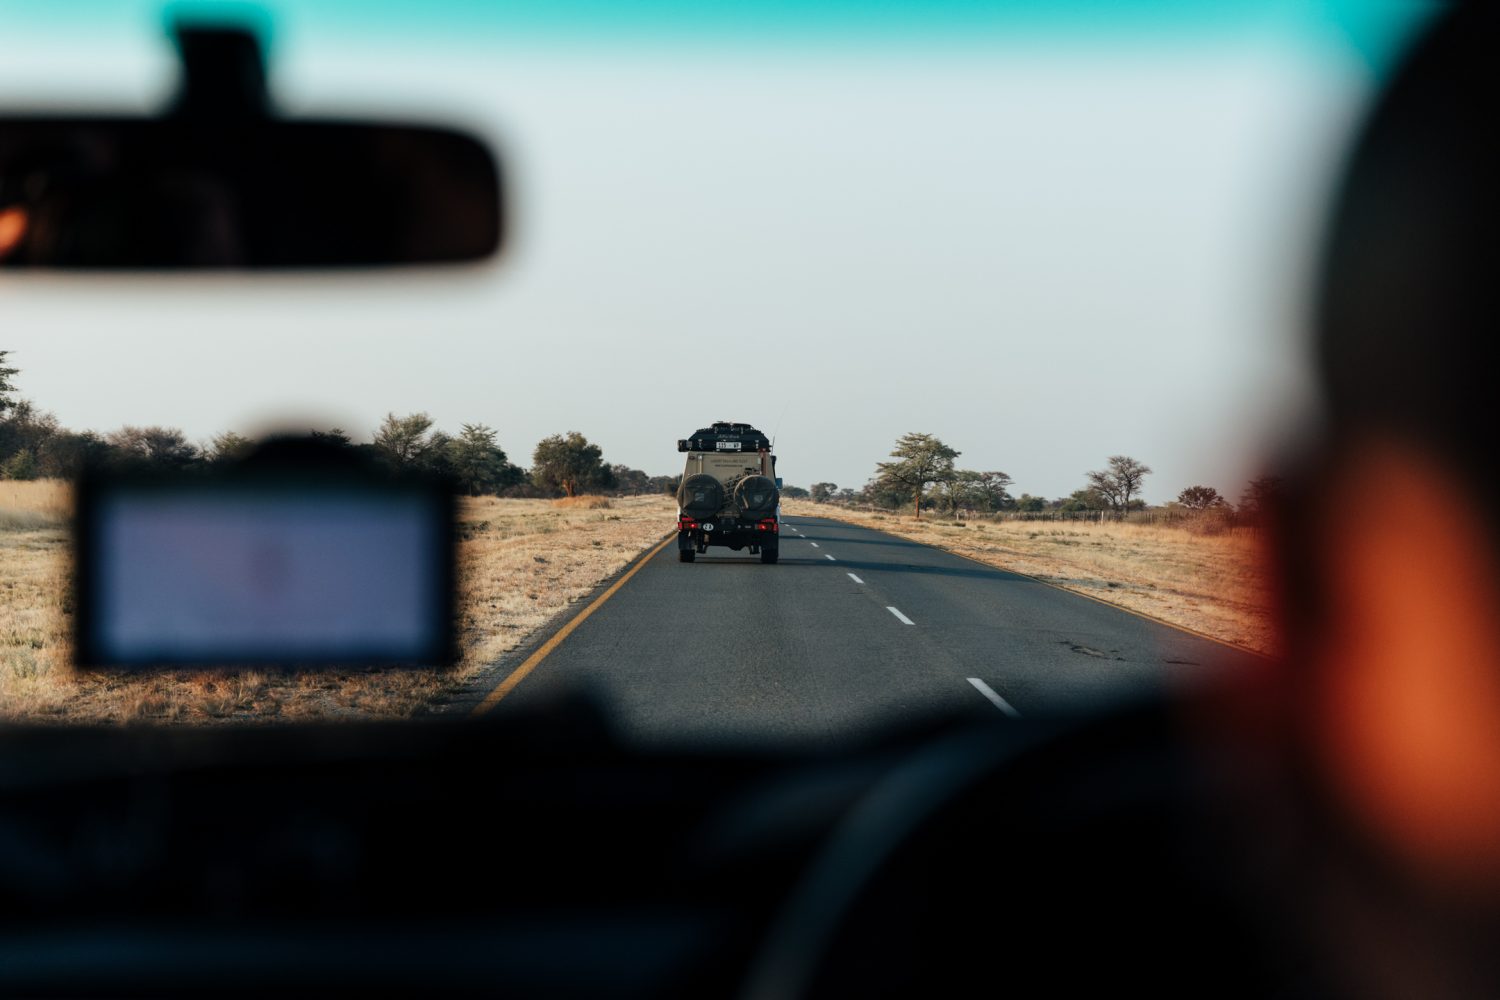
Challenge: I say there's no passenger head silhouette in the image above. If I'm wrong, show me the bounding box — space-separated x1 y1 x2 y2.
1252 7 1500 996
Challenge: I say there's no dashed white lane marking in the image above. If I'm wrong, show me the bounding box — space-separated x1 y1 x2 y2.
967 678 1022 718
886 606 914 625
824 554 836 561
809 542 819 548
847 573 864 584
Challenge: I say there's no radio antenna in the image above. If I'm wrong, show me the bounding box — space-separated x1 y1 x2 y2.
770 401 789 450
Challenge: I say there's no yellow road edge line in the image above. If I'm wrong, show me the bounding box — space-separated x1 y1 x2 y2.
795 512 1270 660
471 533 676 716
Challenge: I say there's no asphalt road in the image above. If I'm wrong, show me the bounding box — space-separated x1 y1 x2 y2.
481 515 1256 748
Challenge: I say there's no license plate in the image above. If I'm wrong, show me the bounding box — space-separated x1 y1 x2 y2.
715 441 741 451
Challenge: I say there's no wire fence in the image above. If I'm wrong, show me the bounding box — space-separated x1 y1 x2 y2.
989 508 1256 527
806 501 1264 532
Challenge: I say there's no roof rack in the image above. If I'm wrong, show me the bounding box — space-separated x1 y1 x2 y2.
677 422 771 453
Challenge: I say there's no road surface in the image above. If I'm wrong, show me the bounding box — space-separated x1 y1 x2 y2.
462 515 1255 748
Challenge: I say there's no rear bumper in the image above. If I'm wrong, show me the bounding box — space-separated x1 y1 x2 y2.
677 515 778 548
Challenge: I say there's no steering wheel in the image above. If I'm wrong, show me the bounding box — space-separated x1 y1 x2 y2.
741 702 1294 999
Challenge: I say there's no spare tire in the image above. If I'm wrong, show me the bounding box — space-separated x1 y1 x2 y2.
677 474 724 517
733 475 779 517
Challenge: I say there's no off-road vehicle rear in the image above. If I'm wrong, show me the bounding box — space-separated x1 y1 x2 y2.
675 422 780 563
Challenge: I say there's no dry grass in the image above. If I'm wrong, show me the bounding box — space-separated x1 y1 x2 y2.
0 478 71 529
550 495 613 510
784 499 1274 654
0 480 677 724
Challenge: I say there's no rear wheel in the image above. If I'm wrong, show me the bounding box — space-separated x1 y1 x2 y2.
760 546 779 564
679 548 695 563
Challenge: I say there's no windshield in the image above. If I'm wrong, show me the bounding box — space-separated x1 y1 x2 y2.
0 1 1436 741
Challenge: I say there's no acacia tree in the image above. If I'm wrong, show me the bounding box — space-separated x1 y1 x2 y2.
1176 485 1226 510
0 399 58 468
1086 455 1152 513
206 431 254 464
447 423 523 495
810 482 837 503
1 448 37 480
974 471 1015 511
1057 487 1109 513
875 432 959 519
106 426 199 471
532 431 614 498
373 412 438 468
609 464 652 495
37 430 109 478
0 350 17 414
937 470 984 517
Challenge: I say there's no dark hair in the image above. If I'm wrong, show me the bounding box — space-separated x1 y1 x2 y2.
1316 5 1495 473
1264 6 1495 661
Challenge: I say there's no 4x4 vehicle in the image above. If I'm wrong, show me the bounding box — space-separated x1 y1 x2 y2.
675 421 780 563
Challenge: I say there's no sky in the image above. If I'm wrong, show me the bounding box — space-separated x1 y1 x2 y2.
0 1 1437 502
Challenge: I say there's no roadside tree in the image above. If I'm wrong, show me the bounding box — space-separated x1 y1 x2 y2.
0 350 18 414
37 430 109 478
1177 485 1227 510
206 431 254 464
875 432 959 519
609 465 652 495
1057 488 1109 513
1086 455 1152 513
373 412 440 469
937 470 984 518
0 399 58 466
974 471 1015 511
862 476 909 510
106 426 199 472
532 431 615 498
447 423 523 495
1 449 37 480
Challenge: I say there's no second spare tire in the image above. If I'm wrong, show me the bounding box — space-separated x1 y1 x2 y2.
733 475 779 517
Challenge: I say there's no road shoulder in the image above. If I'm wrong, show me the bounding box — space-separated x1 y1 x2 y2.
782 502 1272 656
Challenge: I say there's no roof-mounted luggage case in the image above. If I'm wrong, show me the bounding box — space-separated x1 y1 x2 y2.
677 421 772 453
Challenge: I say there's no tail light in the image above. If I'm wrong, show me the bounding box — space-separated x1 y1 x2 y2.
679 517 699 530
757 518 778 533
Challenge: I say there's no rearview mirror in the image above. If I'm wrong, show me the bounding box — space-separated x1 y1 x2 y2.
0 24 502 269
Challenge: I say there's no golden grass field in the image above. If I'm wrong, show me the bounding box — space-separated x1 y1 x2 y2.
2 480 1271 723
0 480 676 724
781 499 1275 654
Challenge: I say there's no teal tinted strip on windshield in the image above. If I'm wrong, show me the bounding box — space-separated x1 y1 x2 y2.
7 0 1443 72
